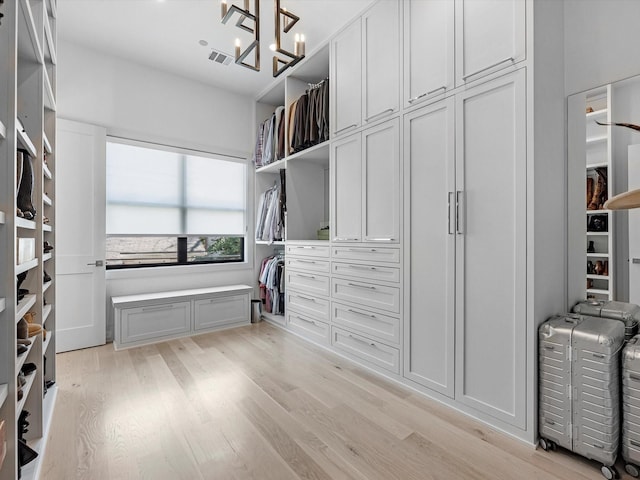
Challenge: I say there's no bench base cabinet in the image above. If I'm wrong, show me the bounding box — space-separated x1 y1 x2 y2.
194 295 249 331
120 302 192 346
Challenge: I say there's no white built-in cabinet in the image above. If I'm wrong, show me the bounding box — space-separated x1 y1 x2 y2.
330 119 400 244
330 20 361 137
403 0 454 109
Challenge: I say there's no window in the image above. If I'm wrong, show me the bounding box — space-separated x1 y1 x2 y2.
106 140 247 268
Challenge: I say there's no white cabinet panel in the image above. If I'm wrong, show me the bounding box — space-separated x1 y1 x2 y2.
332 261 400 283
363 0 400 124
332 246 400 264
404 98 456 398
455 69 527 428
403 0 454 108
120 302 191 345
332 326 400 374
456 0 525 85
286 257 330 274
286 291 330 322
331 19 362 137
287 310 330 346
332 277 400 314
331 134 362 242
287 271 330 297
194 294 249 331
364 119 400 243
333 302 400 345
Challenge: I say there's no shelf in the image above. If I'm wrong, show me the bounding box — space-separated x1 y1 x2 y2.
44 69 56 111
587 162 609 170
16 371 37 421
16 341 35 377
587 274 609 280
44 13 57 65
43 281 52 293
43 163 53 179
43 133 52 155
16 258 39 275
0 384 7 409
256 79 285 106
16 217 36 230
43 194 52 206
43 304 52 325
21 385 58 480
16 119 38 157
18 0 44 64
586 209 611 215
256 157 286 174
587 252 609 258
586 109 608 119
586 135 608 145
43 224 52 232
0 211 5 224
287 141 330 166
256 240 285 246
43 331 52 354
587 232 609 236
0 120 6 139
16 294 37 321
43 253 52 262
587 288 610 295
0 298 5 313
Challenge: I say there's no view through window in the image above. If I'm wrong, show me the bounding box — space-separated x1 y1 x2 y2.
106 140 247 268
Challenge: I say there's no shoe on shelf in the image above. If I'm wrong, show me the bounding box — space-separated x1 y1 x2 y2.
43 241 53 253
17 344 28 356
43 271 51 283
21 363 36 376
17 318 29 341
17 438 38 467
43 216 50 224
16 208 24 218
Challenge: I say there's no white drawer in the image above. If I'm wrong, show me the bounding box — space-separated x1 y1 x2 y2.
287 271 330 297
332 302 400 345
331 326 400 374
332 262 400 283
119 301 191 345
331 278 400 313
286 244 330 258
287 310 330 346
286 257 330 274
193 294 249 331
332 246 400 264
286 291 330 322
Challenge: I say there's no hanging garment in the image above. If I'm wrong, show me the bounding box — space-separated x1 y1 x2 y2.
258 255 285 315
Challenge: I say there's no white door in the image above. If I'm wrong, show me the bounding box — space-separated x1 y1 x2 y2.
363 119 400 243
331 133 362 242
362 0 400 124
455 70 527 428
403 0 454 108
404 98 456 397
331 19 362 137
56 119 106 352
455 0 525 85
628 145 640 305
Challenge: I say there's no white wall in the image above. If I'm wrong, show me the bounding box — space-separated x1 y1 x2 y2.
57 41 256 341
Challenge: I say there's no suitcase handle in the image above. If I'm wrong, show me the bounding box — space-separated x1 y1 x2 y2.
544 419 555 425
592 353 605 359
631 440 640 448
630 374 640 382
592 443 605 449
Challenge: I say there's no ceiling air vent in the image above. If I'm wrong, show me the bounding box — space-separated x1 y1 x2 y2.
208 49 233 66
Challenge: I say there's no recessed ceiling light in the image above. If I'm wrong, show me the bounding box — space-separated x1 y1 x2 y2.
199 40 209 46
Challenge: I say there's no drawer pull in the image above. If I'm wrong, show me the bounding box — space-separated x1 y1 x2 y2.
347 309 377 319
296 246 316 250
294 294 317 303
335 237 359 241
295 273 317 279
295 315 316 326
296 260 317 264
347 265 377 271
142 304 174 312
349 334 376 348
366 238 395 242
365 108 394 122
347 248 378 253
462 56 514 80
631 440 640 448
347 283 376 290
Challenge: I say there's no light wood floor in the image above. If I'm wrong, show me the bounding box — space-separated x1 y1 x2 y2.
41 323 625 480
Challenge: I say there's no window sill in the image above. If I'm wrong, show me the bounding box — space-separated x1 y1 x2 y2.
105 260 252 281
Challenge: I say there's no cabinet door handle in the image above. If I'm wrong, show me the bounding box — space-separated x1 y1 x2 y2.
349 334 376 348
347 283 376 290
347 308 377 319
335 124 358 135
448 192 454 235
142 304 174 312
366 238 394 242
462 57 514 80
347 265 377 271
408 92 428 104
456 191 465 235
365 108 394 122
294 315 316 326
294 294 316 303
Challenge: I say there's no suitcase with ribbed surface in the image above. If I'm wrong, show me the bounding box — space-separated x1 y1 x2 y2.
622 335 640 477
573 300 640 341
539 314 624 479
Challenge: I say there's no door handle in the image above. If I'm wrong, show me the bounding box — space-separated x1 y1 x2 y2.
456 191 465 234
448 192 454 235
365 108 394 123
633 258 640 264
334 124 358 135
87 260 104 267
462 57 515 80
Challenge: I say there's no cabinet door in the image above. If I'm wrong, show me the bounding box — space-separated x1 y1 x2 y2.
363 0 400 124
455 0 526 85
331 19 362 138
403 0 454 108
119 301 191 346
455 69 527 428
331 134 362 242
194 294 249 331
403 98 455 398
363 119 400 243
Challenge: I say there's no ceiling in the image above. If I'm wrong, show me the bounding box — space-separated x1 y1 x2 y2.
57 0 374 98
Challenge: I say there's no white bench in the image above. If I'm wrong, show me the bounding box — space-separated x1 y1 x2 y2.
112 285 253 350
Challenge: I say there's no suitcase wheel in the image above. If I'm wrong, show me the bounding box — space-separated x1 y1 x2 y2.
539 438 549 451
600 465 618 479
626 463 640 478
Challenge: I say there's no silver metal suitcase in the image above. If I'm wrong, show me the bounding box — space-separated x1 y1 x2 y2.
573 300 640 341
539 314 625 479
622 335 640 477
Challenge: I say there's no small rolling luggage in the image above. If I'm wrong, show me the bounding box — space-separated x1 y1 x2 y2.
622 335 640 477
539 314 625 479
573 300 640 341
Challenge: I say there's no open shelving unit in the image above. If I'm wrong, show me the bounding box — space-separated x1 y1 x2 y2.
0 0 58 479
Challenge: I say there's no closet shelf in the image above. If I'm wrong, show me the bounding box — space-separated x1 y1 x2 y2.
586 135 608 145
43 304 52 324
587 252 609 258
586 109 607 119
43 224 52 232
0 210 5 224
587 274 609 280
0 298 5 314
43 331 52 353
16 259 39 275
43 133 52 155
18 0 44 64
16 342 35 377
586 209 611 215
16 217 36 230
44 13 57 65
43 253 52 262
16 119 37 158
43 163 53 179
43 281 52 293
256 240 285 246
0 120 6 139
21 385 58 480
256 158 286 174
16 294 37 322
43 194 52 206
287 140 330 166
15 371 36 421
44 70 57 111
587 232 609 236
587 288 610 295
587 162 609 170
0 384 7 409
